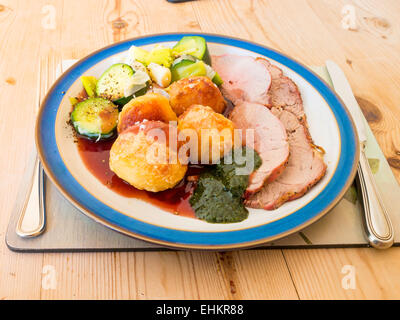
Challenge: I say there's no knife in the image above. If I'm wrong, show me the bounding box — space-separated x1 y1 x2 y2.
326 60 394 249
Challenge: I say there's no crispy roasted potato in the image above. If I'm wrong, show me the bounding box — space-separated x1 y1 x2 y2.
118 93 177 133
178 105 234 164
110 121 187 192
167 76 226 116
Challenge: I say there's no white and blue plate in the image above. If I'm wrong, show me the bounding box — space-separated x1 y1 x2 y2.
36 33 359 249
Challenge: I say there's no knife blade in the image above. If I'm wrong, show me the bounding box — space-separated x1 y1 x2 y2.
326 60 394 249
326 60 367 143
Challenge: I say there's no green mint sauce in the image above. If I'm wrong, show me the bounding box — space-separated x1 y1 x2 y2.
189 147 262 223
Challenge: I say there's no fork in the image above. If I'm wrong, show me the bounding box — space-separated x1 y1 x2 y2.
16 54 58 238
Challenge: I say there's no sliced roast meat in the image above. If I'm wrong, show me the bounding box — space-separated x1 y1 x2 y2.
212 55 272 106
245 108 327 210
229 101 289 195
256 58 308 131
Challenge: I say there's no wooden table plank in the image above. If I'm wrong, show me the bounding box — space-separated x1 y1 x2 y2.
283 248 400 299
0 0 44 300
1 0 399 300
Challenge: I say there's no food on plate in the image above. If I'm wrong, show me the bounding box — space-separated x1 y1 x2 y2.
171 57 207 82
214 53 326 209
109 121 188 192
130 60 148 74
96 63 135 101
114 86 148 107
126 46 149 66
126 44 174 68
69 96 79 106
167 76 226 115
145 45 174 67
229 101 289 195
190 147 261 223
178 105 235 164
117 93 177 133
170 55 222 85
147 62 172 87
245 108 327 209
70 97 119 140
96 63 150 106
81 76 97 97
240 56 325 209
256 57 308 129
172 36 211 65
212 54 272 105
69 35 327 224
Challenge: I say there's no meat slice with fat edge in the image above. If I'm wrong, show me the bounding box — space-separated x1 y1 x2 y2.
256 57 309 131
229 101 289 195
212 54 272 106
214 54 326 208
245 108 327 210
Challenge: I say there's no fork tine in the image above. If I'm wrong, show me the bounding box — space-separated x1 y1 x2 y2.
48 49 60 91
53 49 58 86
45 54 50 93
51 50 54 85
36 58 42 113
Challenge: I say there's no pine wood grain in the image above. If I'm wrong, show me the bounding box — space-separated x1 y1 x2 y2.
282 248 400 299
1 0 400 300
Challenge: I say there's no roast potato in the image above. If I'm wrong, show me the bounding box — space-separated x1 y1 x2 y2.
167 76 226 116
178 105 234 164
118 93 177 133
110 121 187 192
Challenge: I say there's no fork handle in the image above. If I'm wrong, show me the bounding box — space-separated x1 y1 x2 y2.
16 157 46 238
357 147 394 249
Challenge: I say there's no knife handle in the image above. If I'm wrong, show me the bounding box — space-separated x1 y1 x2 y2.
357 147 394 249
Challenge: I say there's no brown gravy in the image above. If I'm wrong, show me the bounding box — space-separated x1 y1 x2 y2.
77 137 200 218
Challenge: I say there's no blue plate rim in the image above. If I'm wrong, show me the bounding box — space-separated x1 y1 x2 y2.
35 32 359 249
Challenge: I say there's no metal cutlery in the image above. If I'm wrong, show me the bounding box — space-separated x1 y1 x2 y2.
16 55 57 238
326 60 394 249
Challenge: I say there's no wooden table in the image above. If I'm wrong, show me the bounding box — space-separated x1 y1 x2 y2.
1 0 400 300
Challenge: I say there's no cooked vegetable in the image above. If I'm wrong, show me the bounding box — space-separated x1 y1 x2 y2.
145 45 173 67
96 63 134 101
172 36 211 65
114 86 148 107
171 59 207 82
81 76 97 97
171 56 222 85
120 64 151 103
189 147 262 223
126 46 149 66
69 97 79 106
118 92 178 133
126 45 173 67
148 62 171 87
190 172 249 223
204 63 223 86
168 77 226 115
214 147 262 197
109 121 187 192
171 54 197 66
130 60 148 74
70 97 119 140
211 72 223 86
177 105 232 162
124 70 150 95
